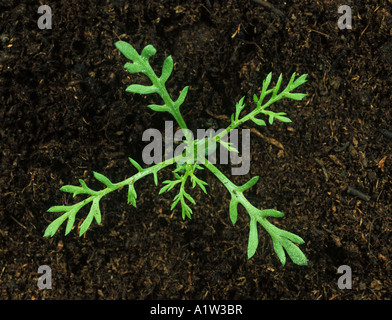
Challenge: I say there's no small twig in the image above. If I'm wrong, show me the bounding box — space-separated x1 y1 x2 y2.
250 0 285 18
347 186 371 201
204 110 284 149
379 129 392 139
334 141 350 153
315 158 328 182
0 265 5 281
10 216 27 230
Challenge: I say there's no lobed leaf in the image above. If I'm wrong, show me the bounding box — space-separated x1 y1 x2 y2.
247 217 259 259
229 198 239 225
174 86 189 109
65 212 76 236
250 117 266 126
235 96 246 120
191 175 208 194
258 209 285 218
275 115 292 123
141 44 157 60
277 228 305 244
218 140 239 153
47 205 73 213
124 62 143 74
91 198 102 225
79 210 94 236
183 191 196 205
127 183 137 207
271 73 283 98
115 41 139 61
171 193 181 210
180 198 192 219
60 185 85 197
237 176 259 193
281 238 308 266
272 236 307 266
60 183 96 197
268 113 274 125
262 72 272 94
159 180 179 194
272 236 286 265
44 214 69 237
93 171 115 189
286 72 297 89
152 171 159 186
160 55 173 84
284 92 307 101
290 74 308 91
128 157 143 172
126 84 158 95
148 104 167 112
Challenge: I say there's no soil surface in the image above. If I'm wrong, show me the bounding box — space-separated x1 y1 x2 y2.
1 0 392 300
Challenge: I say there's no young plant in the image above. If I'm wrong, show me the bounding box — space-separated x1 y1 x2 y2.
44 40 309 266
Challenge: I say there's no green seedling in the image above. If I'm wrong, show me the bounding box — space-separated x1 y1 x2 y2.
44 40 308 266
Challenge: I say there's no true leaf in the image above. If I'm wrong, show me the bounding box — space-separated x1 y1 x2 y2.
115 41 139 61
79 179 88 189
272 73 283 98
79 211 94 236
60 185 84 196
65 212 76 236
141 44 157 60
128 157 143 172
183 191 196 205
286 72 297 89
148 104 167 112
152 171 158 186
278 229 305 244
90 198 102 225
268 114 274 125
44 214 68 237
174 86 189 109
275 115 292 123
126 84 158 95
247 217 259 259
250 117 266 126
160 55 173 84
124 62 143 74
284 92 307 101
238 176 259 192
235 96 246 119
171 195 181 210
281 238 308 266
229 198 238 225
180 198 192 219
291 74 308 90
47 205 72 213
258 209 284 218
262 72 272 93
128 184 137 207
93 172 115 189
191 176 208 194
272 236 286 265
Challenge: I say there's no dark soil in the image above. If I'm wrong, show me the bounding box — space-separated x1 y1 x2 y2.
1 0 392 300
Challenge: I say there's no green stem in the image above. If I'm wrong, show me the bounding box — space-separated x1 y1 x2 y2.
140 57 190 133
69 154 185 213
